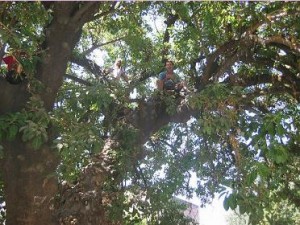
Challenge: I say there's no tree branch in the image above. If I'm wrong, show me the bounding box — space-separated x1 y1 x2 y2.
259 35 300 54
127 97 196 145
161 13 179 63
64 73 92 86
71 2 101 23
70 54 104 78
93 2 119 20
82 36 126 56
201 40 239 87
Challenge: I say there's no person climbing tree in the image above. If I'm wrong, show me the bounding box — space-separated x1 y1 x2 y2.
156 60 185 94
2 51 27 84
106 58 129 84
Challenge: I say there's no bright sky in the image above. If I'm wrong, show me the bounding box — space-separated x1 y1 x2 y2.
201 194 233 224
176 171 231 225
177 193 231 225
199 197 230 225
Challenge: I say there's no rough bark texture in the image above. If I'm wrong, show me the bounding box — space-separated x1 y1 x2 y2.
2 140 59 225
0 2 101 225
0 2 299 225
55 139 120 225
55 97 193 225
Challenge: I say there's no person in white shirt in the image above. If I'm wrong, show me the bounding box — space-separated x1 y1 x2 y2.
107 58 129 83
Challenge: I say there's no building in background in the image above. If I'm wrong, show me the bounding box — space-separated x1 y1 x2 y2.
175 197 200 224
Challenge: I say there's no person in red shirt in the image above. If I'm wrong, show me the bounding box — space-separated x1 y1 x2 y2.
2 53 26 84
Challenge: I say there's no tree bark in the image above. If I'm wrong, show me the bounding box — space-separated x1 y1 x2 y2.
0 2 101 225
3 140 59 225
55 97 194 224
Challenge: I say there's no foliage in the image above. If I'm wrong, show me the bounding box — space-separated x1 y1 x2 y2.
258 199 300 225
226 208 250 225
226 199 300 225
0 1 299 224
0 94 50 149
0 2 49 71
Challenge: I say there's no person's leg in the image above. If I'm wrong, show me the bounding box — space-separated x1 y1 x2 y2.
5 70 26 84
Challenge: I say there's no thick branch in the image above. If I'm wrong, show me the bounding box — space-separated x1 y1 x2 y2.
35 2 101 111
201 40 239 88
70 56 157 94
93 2 119 20
70 55 104 78
56 138 120 225
127 97 196 144
71 2 100 23
257 35 300 54
161 13 179 62
64 73 92 86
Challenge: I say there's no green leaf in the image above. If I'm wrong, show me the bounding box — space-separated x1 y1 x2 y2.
227 193 237 210
223 193 238 211
239 204 247 214
8 125 18 141
246 171 257 185
223 198 230 211
257 163 270 178
31 136 43 150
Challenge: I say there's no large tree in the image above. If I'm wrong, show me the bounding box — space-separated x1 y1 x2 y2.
0 2 299 225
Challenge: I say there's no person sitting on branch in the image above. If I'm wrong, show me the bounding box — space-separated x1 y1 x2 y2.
156 60 185 93
2 51 27 84
106 58 129 84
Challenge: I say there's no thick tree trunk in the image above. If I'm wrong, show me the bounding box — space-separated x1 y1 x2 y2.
3 139 59 225
56 98 193 224
1 3 193 224
56 138 121 225
0 2 102 225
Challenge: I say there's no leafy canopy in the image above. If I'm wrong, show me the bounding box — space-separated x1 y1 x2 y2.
0 2 299 224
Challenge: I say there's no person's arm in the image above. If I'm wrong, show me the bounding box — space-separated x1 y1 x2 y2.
174 73 185 90
105 67 113 74
16 63 23 74
120 68 129 83
157 72 165 91
157 79 164 90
